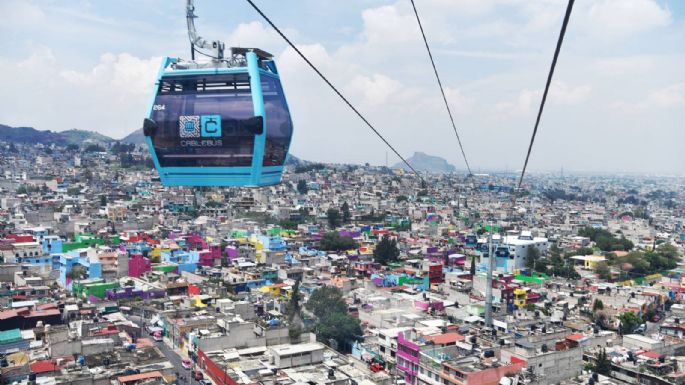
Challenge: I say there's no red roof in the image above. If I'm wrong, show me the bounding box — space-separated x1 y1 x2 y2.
30 360 61 373
424 332 465 345
117 370 162 383
566 333 586 342
25 309 60 318
638 350 661 359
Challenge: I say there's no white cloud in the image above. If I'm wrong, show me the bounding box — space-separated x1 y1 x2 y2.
549 81 592 105
586 0 672 38
495 80 591 115
496 88 541 115
346 74 404 106
613 82 685 111
0 49 160 138
647 82 685 107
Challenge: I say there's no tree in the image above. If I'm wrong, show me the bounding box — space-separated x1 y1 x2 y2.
287 279 304 341
327 208 341 228
341 202 351 223
67 186 81 196
525 245 541 271
595 262 610 280
618 312 641 335
575 247 594 256
297 180 308 194
396 195 408 203
99 195 107 207
319 232 358 251
470 255 476 276
316 312 362 353
287 279 302 323
594 348 612 375
373 235 400 265
592 299 604 312
306 286 348 319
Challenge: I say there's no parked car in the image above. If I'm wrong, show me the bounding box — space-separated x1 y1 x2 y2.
181 358 191 370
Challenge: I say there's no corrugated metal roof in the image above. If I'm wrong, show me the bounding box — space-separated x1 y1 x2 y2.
0 329 21 344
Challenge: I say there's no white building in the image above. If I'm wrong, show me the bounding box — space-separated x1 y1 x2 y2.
482 231 549 273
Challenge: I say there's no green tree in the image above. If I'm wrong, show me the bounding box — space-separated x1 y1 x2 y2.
316 313 362 353
327 208 341 228
618 312 641 335
287 279 302 323
595 262 610 280
592 299 604 312
470 255 476 276
99 195 107 207
594 348 612 375
287 279 303 342
341 202 351 223
575 247 594 256
85 144 105 153
67 186 81 196
297 180 308 194
396 195 408 203
525 245 541 271
319 232 358 251
373 235 400 265
306 286 348 319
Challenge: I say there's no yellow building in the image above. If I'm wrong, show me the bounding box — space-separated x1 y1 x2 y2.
514 288 528 309
570 255 606 270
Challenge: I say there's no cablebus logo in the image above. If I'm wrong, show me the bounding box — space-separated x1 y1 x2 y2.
179 115 222 138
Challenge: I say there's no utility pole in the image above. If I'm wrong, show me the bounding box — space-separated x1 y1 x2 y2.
485 222 494 328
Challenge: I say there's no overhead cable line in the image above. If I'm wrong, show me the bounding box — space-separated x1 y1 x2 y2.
244 0 423 179
409 0 473 176
517 0 575 190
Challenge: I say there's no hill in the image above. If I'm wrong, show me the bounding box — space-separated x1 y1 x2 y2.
0 124 115 146
393 152 457 173
120 128 146 145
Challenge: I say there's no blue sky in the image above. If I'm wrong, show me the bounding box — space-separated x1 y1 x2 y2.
1 0 683 174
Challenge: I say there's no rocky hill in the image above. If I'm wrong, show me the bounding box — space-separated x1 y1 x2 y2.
393 151 457 173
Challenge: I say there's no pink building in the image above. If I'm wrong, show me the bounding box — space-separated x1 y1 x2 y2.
397 332 421 385
128 253 151 278
198 244 222 267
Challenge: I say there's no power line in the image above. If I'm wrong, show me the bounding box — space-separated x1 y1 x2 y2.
244 0 423 179
517 0 575 190
410 0 472 176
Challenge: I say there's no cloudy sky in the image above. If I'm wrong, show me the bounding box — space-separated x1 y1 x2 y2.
1 0 683 174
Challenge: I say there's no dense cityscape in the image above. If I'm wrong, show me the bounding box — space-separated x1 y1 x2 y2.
1 0 683 384
0 137 683 385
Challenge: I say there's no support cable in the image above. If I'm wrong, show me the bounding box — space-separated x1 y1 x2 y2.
410 0 473 176
245 0 423 179
517 0 575 190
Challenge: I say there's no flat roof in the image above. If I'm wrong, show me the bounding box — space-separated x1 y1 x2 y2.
117 370 162 383
269 342 325 356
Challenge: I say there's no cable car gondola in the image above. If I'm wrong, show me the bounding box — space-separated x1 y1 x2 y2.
143 1 293 186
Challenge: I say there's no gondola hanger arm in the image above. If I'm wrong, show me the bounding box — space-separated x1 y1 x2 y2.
186 0 225 59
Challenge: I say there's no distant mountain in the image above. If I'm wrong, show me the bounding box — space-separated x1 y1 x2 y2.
0 124 115 145
59 129 115 144
393 152 457 173
120 128 146 145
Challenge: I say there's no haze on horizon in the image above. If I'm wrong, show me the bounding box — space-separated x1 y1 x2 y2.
0 0 683 174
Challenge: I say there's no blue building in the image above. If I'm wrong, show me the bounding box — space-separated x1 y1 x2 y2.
56 249 102 289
